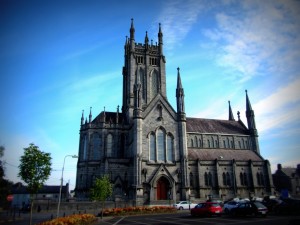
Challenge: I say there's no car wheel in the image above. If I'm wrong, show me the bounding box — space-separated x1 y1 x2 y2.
179 206 183 210
225 208 229 214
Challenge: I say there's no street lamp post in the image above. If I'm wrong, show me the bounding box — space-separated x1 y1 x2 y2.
56 154 78 218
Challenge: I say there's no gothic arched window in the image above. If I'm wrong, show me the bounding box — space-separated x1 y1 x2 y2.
139 68 146 100
151 70 159 98
167 134 174 162
222 172 226 185
106 133 113 157
244 173 248 186
191 139 194 147
157 129 165 161
194 136 198 147
240 172 244 185
226 172 231 186
205 172 212 186
190 172 194 187
82 135 87 160
257 172 264 185
92 133 101 160
148 128 173 163
260 173 265 186
205 172 209 186
149 133 156 161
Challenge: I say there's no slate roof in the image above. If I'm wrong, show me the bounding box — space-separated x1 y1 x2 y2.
188 148 263 161
277 168 300 178
186 117 249 135
92 111 124 124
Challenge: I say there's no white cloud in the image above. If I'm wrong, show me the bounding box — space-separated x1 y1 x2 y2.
203 0 300 82
254 77 300 133
154 0 203 51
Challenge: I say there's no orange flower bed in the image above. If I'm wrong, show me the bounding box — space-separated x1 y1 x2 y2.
36 214 97 225
102 206 176 216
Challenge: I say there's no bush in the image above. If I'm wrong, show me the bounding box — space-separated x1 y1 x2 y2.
101 206 177 217
36 214 97 225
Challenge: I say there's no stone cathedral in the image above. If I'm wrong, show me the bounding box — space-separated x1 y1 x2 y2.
75 20 274 204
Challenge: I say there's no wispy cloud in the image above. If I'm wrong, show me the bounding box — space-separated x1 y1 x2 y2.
203 0 300 82
154 0 203 51
254 77 300 133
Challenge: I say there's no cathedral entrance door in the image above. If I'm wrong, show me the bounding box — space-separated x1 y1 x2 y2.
157 177 169 200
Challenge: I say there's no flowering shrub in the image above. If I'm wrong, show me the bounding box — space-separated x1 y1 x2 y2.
102 206 176 216
36 214 97 225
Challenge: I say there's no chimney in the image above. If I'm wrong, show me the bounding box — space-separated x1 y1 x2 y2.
277 164 282 170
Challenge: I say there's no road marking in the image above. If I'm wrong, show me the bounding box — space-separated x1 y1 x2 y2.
112 217 125 225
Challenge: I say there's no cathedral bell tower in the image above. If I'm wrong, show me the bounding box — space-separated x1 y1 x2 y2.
122 19 167 123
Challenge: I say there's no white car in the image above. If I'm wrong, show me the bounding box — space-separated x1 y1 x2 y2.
174 201 197 210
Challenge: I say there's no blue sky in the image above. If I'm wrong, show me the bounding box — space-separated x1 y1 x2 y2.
1 0 300 191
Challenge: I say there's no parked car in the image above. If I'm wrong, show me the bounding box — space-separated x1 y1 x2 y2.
262 198 282 212
223 200 240 214
230 201 268 217
191 202 223 217
174 201 197 210
273 198 300 215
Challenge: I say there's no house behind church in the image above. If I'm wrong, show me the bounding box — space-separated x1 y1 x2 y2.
75 19 274 205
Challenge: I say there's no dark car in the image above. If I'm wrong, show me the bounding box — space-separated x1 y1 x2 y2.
223 200 240 214
273 198 300 215
191 202 223 217
230 201 268 217
262 198 282 212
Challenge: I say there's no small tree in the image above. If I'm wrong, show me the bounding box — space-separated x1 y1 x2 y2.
90 175 113 219
18 143 51 225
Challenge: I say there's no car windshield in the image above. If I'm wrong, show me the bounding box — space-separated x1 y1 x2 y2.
253 202 266 208
211 203 220 207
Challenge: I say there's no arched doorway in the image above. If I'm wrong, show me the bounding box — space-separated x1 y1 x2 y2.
157 176 170 200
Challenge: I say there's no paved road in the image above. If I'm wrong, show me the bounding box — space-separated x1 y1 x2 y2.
99 212 300 225
1 210 299 225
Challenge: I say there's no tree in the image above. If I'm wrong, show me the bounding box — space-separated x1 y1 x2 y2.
18 143 52 225
90 175 113 219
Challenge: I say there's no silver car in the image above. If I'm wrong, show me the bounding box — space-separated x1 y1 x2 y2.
174 201 197 210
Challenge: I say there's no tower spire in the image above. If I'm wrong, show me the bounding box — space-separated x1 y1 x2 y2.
246 90 253 111
130 18 135 41
144 31 149 47
176 67 185 114
89 107 92 123
81 110 84 125
158 23 163 54
228 101 235 121
245 90 260 153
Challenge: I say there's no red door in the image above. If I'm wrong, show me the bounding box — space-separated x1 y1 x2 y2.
157 177 169 200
